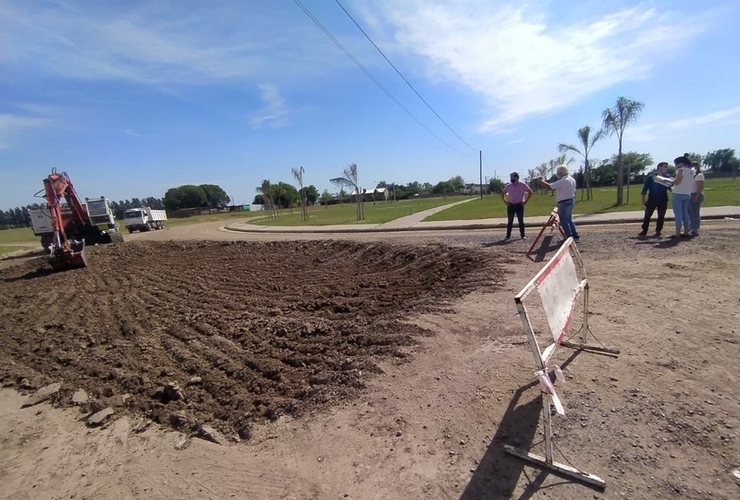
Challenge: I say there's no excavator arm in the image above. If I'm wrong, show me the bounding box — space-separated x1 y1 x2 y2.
42 168 90 269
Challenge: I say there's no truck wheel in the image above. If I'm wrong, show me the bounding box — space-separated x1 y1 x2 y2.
128 229 134 234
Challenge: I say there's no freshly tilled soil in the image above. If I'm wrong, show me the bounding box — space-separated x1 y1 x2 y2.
0 240 505 441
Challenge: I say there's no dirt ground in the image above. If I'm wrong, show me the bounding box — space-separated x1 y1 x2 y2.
1 220 738 500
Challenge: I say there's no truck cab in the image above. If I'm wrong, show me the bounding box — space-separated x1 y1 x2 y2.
123 207 167 233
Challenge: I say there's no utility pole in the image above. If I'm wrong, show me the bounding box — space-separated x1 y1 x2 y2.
479 150 483 199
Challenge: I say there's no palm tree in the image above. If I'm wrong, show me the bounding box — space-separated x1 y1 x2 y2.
292 166 308 221
558 126 604 201
602 97 645 205
255 179 277 219
330 163 364 221
535 163 549 194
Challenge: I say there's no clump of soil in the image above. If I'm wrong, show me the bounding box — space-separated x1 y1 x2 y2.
0 240 504 440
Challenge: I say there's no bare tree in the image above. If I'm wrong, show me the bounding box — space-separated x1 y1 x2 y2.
330 163 364 221
558 125 604 201
603 97 645 205
292 166 308 221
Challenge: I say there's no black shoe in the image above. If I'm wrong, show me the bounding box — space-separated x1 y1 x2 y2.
638 231 647 237
654 231 661 238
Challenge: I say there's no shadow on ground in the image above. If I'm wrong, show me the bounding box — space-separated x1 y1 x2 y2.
461 351 605 499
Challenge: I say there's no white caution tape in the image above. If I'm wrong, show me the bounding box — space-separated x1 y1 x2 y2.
535 367 565 415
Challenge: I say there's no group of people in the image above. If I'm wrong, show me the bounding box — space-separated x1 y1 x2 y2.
640 154 705 238
499 165 579 241
498 154 705 242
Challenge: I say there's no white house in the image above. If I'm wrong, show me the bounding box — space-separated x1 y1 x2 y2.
350 187 389 201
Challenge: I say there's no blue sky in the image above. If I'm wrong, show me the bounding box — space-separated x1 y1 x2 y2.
1 0 738 209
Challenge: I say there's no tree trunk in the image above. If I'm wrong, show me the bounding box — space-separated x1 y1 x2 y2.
616 143 624 205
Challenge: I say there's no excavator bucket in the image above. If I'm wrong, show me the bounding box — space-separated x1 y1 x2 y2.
49 241 88 271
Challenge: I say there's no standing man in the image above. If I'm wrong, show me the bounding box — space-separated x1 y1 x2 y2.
500 172 533 240
639 162 671 237
537 165 579 241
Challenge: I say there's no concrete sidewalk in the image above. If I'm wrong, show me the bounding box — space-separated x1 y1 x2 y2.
225 204 740 234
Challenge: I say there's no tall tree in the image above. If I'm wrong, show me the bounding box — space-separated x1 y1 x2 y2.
448 175 465 191
292 166 308 221
199 184 229 208
703 148 738 176
303 185 320 205
602 97 645 205
558 125 605 201
330 163 364 221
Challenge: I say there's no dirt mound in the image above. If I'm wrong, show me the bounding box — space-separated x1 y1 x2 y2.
0 240 505 441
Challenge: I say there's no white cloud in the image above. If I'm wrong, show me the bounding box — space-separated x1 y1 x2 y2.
666 105 740 130
625 105 740 143
372 0 706 130
124 129 146 138
0 112 56 149
250 84 290 129
0 1 347 86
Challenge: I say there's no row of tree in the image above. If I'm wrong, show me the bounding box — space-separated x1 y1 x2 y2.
555 97 738 204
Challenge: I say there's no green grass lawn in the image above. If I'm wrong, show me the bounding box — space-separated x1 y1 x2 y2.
0 227 39 245
254 196 470 226
1 179 737 249
0 245 28 256
426 177 740 221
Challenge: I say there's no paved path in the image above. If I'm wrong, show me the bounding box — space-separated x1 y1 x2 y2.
225 203 740 234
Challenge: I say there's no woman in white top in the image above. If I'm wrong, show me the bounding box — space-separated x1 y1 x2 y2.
670 154 693 238
689 161 705 236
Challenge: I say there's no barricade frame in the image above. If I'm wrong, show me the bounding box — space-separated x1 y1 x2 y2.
526 207 566 259
505 237 619 489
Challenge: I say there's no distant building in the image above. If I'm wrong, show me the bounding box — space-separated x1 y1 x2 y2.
350 187 389 202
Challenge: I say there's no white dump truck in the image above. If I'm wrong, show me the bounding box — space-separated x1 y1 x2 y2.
29 196 122 250
123 207 167 233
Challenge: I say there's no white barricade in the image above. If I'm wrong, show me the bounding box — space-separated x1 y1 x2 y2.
504 237 619 489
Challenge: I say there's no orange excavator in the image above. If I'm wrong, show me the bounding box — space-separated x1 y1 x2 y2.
34 168 123 271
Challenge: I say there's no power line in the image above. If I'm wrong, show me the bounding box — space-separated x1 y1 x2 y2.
334 0 478 153
292 0 466 155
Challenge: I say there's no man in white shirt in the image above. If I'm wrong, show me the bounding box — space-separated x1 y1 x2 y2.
537 165 579 241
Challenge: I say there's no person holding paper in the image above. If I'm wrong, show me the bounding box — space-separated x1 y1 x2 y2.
670 154 694 238
638 162 672 237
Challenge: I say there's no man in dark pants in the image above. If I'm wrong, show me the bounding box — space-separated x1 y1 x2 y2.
500 172 533 240
639 162 671 237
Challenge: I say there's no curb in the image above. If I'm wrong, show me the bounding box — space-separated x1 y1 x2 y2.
224 213 739 234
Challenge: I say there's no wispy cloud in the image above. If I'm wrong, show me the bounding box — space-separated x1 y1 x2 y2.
0 109 56 149
666 105 740 130
627 105 740 142
373 0 706 130
0 1 347 86
508 138 524 145
125 129 146 138
250 84 290 129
